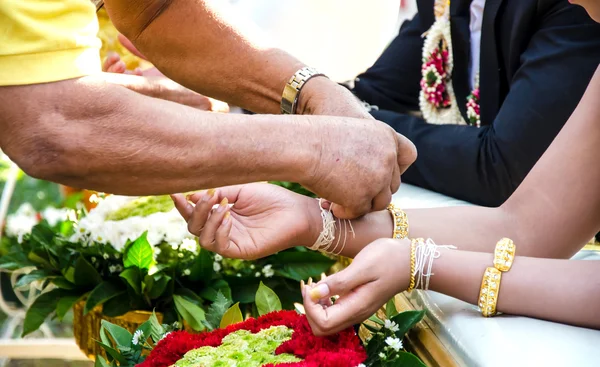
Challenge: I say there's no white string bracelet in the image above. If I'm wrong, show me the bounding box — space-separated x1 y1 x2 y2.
413 238 456 291
308 199 336 251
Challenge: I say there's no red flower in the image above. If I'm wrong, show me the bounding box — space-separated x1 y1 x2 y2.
139 311 366 367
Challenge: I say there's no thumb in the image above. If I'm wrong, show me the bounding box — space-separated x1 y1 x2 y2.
331 200 371 220
396 133 417 174
307 262 372 302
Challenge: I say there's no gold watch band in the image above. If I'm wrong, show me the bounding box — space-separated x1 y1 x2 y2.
281 67 327 114
91 0 104 11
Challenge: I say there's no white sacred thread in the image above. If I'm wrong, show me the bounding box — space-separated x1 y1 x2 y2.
334 219 355 256
308 199 336 251
413 238 456 290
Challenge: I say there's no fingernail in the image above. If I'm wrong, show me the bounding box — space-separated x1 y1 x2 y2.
310 284 330 301
300 280 306 296
223 211 231 224
218 197 228 212
321 273 327 281
308 277 313 286
202 189 216 202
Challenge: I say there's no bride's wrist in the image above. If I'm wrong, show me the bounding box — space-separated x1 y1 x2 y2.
302 196 324 248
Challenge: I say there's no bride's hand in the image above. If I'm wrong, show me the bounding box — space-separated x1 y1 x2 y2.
302 238 411 336
171 183 321 260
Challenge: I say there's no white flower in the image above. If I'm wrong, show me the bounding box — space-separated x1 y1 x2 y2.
384 319 399 333
213 261 222 272
214 254 223 262
357 364 367 367
261 264 274 278
183 269 191 276
250 264 256 270
385 336 403 352
132 330 144 345
5 203 39 243
160 332 172 341
236 273 242 277
108 265 123 274
255 272 261 278
102 253 110 260
180 238 199 254
41 207 70 226
379 352 386 359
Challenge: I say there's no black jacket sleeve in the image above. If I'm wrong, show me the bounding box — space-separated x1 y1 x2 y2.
356 7 600 206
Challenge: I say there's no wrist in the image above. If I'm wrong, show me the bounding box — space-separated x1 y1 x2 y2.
302 196 324 248
295 76 339 115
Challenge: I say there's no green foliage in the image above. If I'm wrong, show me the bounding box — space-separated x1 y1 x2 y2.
173 295 206 331
268 182 316 197
203 291 233 331
255 282 282 316
123 232 155 270
220 302 243 328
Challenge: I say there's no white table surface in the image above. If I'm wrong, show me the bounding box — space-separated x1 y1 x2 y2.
392 184 600 367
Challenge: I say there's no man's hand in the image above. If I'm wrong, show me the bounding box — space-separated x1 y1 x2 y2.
303 117 417 219
297 76 373 119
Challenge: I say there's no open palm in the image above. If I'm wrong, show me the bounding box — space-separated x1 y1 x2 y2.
172 183 317 260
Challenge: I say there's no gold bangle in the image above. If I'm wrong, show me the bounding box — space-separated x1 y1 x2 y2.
387 203 409 239
478 238 517 317
493 237 516 272
479 267 502 317
406 238 419 292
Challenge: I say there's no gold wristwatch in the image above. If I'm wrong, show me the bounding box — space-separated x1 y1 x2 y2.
91 0 104 11
281 67 327 114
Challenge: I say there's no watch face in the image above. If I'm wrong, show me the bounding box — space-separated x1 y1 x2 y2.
90 0 104 11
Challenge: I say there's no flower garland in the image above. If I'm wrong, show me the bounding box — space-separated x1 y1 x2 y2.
139 311 366 367
419 0 481 127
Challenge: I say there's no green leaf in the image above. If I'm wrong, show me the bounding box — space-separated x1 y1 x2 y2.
94 355 111 367
175 288 204 303
28 249 53 268
220 302 243 328
14 270 53 290
271 252 335 281
147 274 171 299
101 319 133 349
84 281 126 314
368 314 385 326
74 255 102 287
22 289 61 337
203 291 233 331
133 319 153 350
188 248 214 282
386 298 399 320
173 295 206 331
51 277 76 290
198 280 232 302
123 232 155 270
149 311 165 344
390 310 425 338
388 351 428 367
102 296 131 317
361 323 381 334
255 282 281 316
94 340 128 365
120 267 142 295
62 266 76 283
0 252 32 270
56 294 81 320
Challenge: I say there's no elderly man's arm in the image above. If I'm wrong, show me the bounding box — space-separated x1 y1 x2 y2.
0 77 410 218
102 0 369 118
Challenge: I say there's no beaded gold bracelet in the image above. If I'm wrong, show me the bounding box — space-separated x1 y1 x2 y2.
406 238 419 292
387 203 409 239
478 238 516 317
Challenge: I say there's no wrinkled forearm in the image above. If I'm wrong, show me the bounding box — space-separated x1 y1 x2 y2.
0 77 317 195
103 0 306 114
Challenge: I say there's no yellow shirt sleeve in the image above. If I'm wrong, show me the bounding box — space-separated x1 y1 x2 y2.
0 0 102 86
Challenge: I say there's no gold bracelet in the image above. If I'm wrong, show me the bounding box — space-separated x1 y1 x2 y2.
479 267 502 317
387 203 409 239
478 238 517 317
406 238 419 292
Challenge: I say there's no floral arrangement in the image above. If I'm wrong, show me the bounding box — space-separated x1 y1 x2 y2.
95 285 426 367
0 193 334 337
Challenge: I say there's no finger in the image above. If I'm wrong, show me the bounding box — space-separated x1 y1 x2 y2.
390 153 401 195
187 189 220 236
189 185 246 205
331 199 371 220
198 198 230 248
304 282 380 336
214 211 233 252
171 194 193 222
107 60 127 74
118 33 148 60
307 261 375 302
102 53 121 71
371 188 392 213
396 133 417 175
